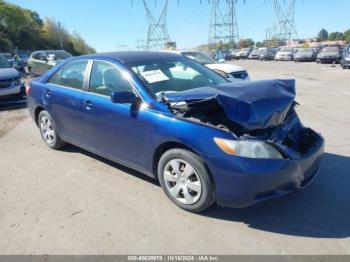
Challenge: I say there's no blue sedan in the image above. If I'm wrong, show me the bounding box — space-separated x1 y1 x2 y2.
27 52 324 212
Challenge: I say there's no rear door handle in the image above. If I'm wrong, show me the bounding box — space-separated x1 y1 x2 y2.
44 89 52 97
84 100 93 110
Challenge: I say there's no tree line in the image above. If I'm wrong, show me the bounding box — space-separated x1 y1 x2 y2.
0 0 95 55
317 28 350 42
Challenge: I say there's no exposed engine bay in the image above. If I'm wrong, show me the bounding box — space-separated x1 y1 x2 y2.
162 79 321 157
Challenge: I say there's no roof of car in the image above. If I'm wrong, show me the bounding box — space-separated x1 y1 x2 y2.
78 51 182 64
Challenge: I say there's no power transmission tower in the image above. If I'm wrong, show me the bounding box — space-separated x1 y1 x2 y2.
271 0 298 46
143 0 171 51
136 40 146 51
208 0 239 49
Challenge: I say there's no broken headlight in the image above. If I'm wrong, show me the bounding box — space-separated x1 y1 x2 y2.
214 138 283 159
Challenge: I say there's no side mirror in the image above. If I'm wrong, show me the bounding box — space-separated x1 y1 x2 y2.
111 91 138 104
40 56 47 62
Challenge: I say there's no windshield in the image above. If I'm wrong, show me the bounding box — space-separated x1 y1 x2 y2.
182 52 217 65
321 47 339 53
3 54 12 60
299 49 314 54
0 55 10 68
129 57 228 99
45 50 72 60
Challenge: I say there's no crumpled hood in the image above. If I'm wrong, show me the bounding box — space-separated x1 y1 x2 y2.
0 68 19 81
164 79 296 130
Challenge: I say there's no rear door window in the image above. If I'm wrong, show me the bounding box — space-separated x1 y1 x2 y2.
59 60 88 90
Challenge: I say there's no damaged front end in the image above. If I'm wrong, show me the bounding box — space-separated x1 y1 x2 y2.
164 79 323 160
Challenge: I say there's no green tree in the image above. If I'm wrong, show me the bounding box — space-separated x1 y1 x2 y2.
0 0 95 54
328 31 344 41
317 29 328 42
255 41 264 48
71 32 96 55
239 38 254 48
343 29 350 43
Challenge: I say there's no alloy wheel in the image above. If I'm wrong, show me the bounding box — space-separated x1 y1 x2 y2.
40 116 55 144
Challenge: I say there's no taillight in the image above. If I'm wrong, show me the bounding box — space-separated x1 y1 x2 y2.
25 80 31 95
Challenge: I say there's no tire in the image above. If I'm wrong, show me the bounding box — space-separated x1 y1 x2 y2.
38 110 66 149
158 148 215 213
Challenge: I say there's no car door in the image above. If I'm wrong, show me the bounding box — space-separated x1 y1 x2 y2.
82 60 155 170
44 60 89 146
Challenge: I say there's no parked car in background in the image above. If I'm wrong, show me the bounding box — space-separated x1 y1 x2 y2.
229 49 240 60
15 51 30 70
237 48 253 59
214 49 231 62
294 48 317 62
248 49 261 59
316 46 342 64
275 48 294 61
259 48 277 61
1 53 16 68
27 50 72 76
0 54 25 100
169 51 250 82
342 44 350 69
27 51 324 213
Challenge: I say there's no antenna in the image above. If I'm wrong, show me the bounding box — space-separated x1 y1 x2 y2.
208 0 239 49
143 0 171 51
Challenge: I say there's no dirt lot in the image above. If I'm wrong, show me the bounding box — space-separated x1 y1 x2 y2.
0 61 349 255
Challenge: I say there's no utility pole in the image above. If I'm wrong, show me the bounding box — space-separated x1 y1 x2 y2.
57 21 64 50
143 0 171 51
270 0 298 46
208 0 239 50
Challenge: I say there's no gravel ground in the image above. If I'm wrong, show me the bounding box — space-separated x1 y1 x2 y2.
0 61 349 255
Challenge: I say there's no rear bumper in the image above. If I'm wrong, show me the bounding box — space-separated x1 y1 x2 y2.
294 57 315 62
0 84 24 97
207 130 324 208
275 56 293 61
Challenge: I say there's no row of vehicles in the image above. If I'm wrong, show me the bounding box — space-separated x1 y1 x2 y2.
213 44 350 68
0 50 73 100
0 49 250 101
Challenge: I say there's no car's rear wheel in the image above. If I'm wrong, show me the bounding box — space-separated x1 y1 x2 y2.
158 148 215 213
38 110 66 149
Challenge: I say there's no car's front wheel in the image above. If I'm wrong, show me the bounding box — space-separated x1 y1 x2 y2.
38 110 66 149
158 149 215 213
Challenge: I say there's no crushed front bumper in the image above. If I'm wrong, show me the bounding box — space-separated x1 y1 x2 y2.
207 115 325 208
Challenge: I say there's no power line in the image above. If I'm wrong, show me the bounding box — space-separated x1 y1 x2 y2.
208 0 239 49
143 0 171 51
270 0 298 46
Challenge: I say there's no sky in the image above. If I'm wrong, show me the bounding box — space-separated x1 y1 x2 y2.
7 0 350 52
